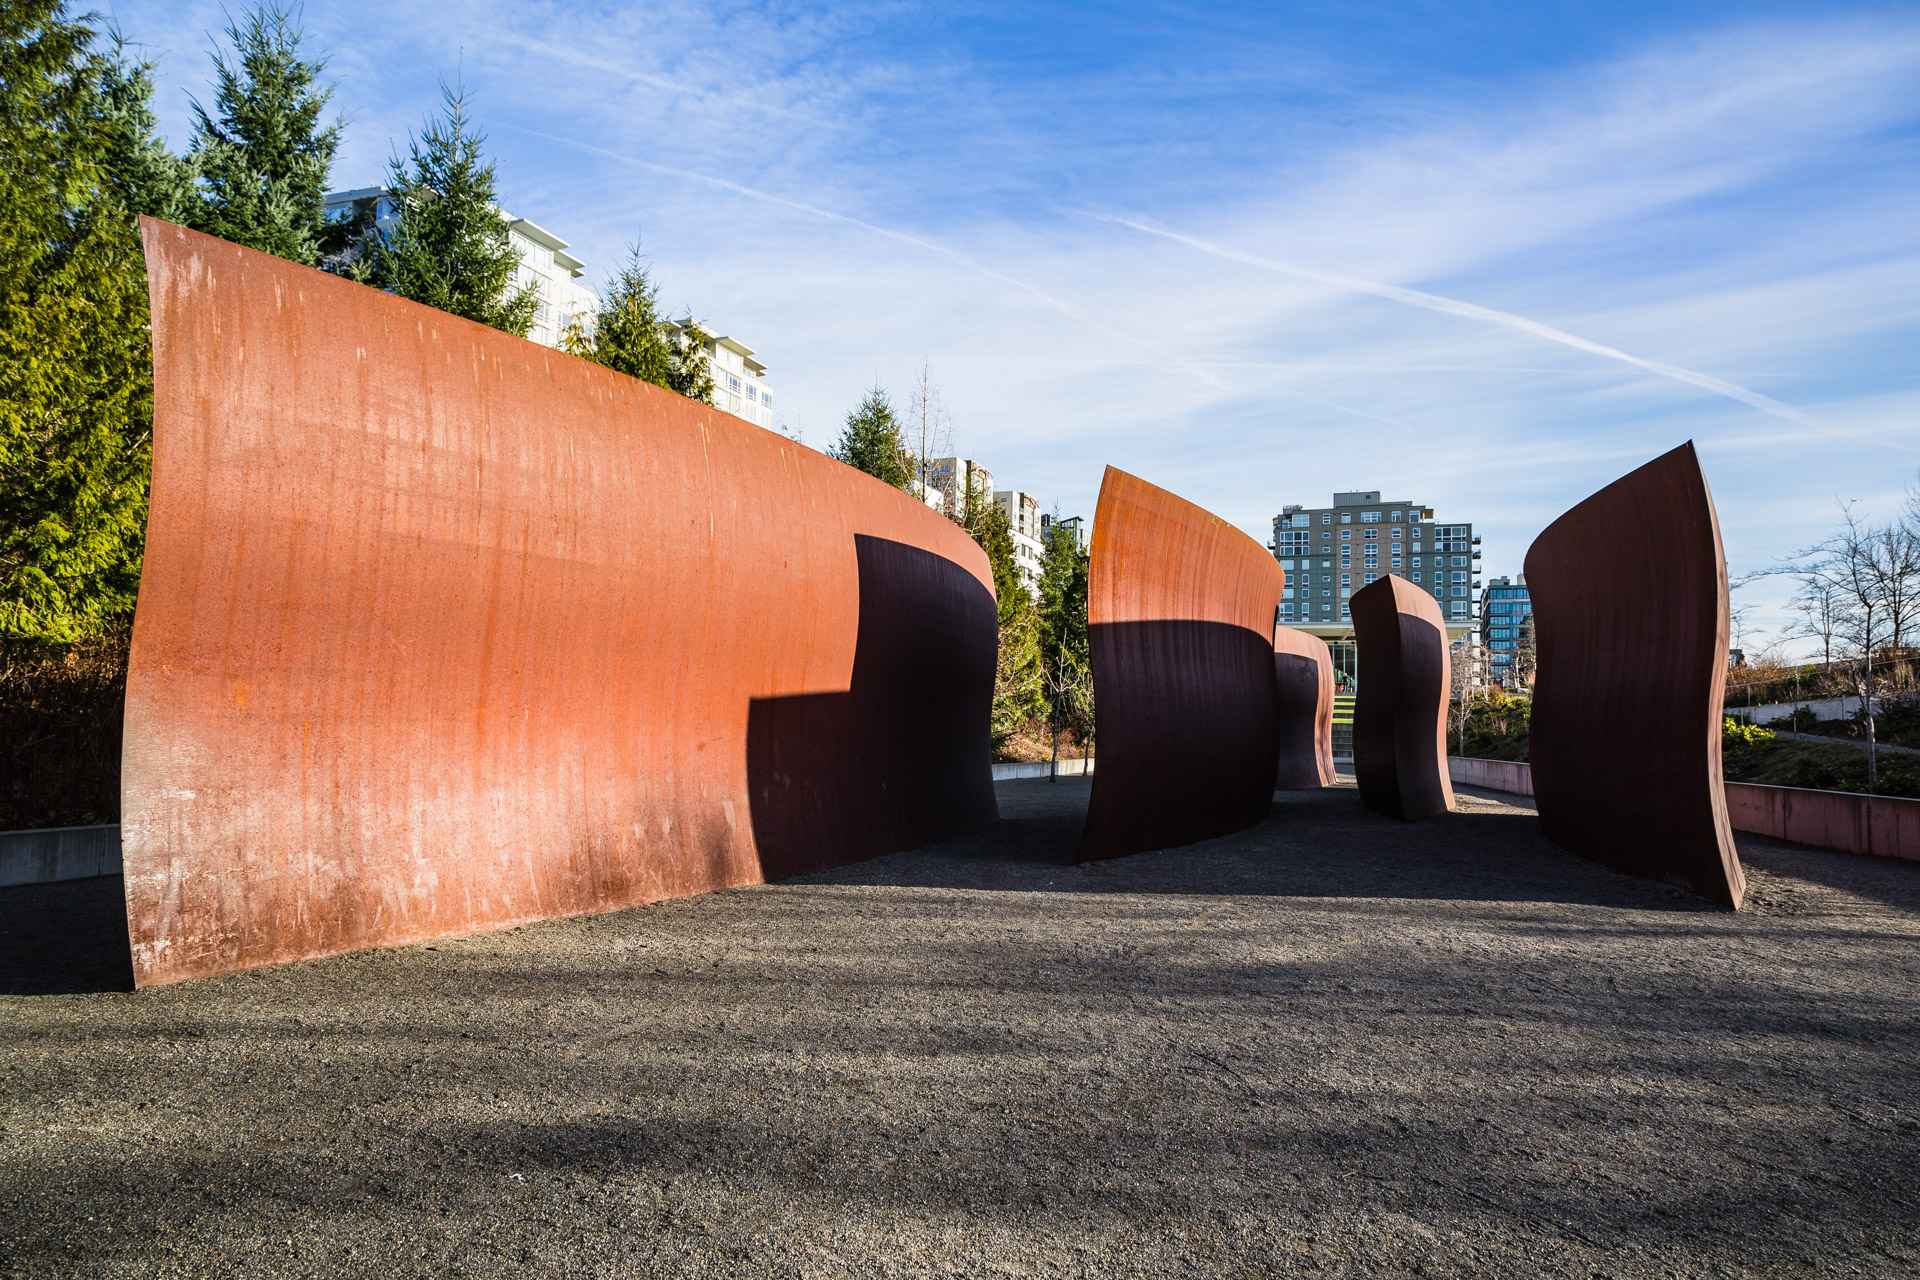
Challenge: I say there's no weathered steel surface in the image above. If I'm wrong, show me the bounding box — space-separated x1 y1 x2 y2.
1079 467 1284 861
1273 627 1335 789
1350 576 1455 821
125 220 998 986
1525 442 1743 908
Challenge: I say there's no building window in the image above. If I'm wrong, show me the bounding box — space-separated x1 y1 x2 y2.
1363 529 1377 541
1452 572 1466 583
1364 573 1377 583
1341 513 1351 524
1341 530 1351 541
1411 557 1422 568
1322 589 1331 598
1361 511 1380 523
1340 574 1351 586
1340 604 1350 618
1321 513 1331 524
1390 511 1403 522
1411 572 1422 582
1452 556 1466 567
1452 587 1467 597
1390 528 1402 540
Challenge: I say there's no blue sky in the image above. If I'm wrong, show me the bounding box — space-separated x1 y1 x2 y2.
107 1 1920 654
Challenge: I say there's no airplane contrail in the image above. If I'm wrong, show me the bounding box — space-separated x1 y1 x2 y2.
501 127 1223 387
1094 213 1839 432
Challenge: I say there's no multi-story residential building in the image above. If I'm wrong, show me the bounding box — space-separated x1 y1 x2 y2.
664 320 775 431
1480 575 1534 688
1270 489 1481 684
928 458 994 517
995 490 1045 597
321 188 598 349
1040 513 1090 551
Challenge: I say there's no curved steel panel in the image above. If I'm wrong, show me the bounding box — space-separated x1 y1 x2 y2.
125 221 998 986
1079 467 1284 861
1273 627 1335 789
1350 575 1455 821
1524 442 1742 908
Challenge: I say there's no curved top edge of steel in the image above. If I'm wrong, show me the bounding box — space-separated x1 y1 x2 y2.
1350 572 1444 628
1273 625 1333 660
1090 465 1284 631
136 217 994 597
1527 441 1707 565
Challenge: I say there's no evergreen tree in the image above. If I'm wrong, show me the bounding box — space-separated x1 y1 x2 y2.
96 33 197 223
361 82 539 336
956 496 1048 745
1 1 153 645
1036 518 1094 752
187 3 340 264
562 249 714 403
830 387 913 490
1036 519 1090 672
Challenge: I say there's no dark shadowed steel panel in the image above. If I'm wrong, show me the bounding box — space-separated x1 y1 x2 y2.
1273 627 1335 789
1525 442 1743 909
1079 467 1284 861
124 221 998 986
1350 576 1455 821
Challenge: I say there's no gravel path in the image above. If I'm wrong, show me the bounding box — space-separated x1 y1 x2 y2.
4 777 1919 1278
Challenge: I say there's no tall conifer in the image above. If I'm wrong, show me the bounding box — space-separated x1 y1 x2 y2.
97 34 197 223
0 2 153 644
361 82 538 336
563 250 714 403
187 3 340 264
831 388 913 490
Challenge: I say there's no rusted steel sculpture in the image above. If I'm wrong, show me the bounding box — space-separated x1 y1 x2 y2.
1079 467 1285 860
1350 576 1455 820
1273 627 1335 788
1525 442 1744 908
124 221 998 986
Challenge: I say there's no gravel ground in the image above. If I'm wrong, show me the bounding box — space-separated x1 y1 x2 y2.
4 776 1919 1278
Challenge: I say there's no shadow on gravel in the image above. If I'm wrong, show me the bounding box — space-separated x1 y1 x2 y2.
794 777 1724 913
0 876 134 995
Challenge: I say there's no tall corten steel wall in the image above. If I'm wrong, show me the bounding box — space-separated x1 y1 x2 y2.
124 221 998 986
1079 467 1285 861
1350 576 1455 821
1273 627 1335 789
1525 442 1744 909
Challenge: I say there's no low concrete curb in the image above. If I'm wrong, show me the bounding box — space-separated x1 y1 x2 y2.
992 758 1094 781
0 825 122 887
1446 756 1920 863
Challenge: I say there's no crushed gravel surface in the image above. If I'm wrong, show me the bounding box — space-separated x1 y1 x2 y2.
3 776 1919 1278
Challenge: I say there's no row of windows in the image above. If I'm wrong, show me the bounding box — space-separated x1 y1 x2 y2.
1277 509 1427 530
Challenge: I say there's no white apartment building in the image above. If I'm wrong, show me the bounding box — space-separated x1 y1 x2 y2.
928 458 993 516
321 188 598 349
665 320 775 431
994 490 1045 598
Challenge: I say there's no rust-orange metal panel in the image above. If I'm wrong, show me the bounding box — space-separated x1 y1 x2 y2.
124 221 997 986
1079 467 1285 860
1525 442 1743 908
1350 575 1455 821
1273 627 1335 789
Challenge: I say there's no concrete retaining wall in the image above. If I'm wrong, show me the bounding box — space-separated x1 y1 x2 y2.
1727 696 1858 726
1723 783 1920 863
1448 757 1534 796
992 758 1094 781
1447 756 1920 863
0 825 123 887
